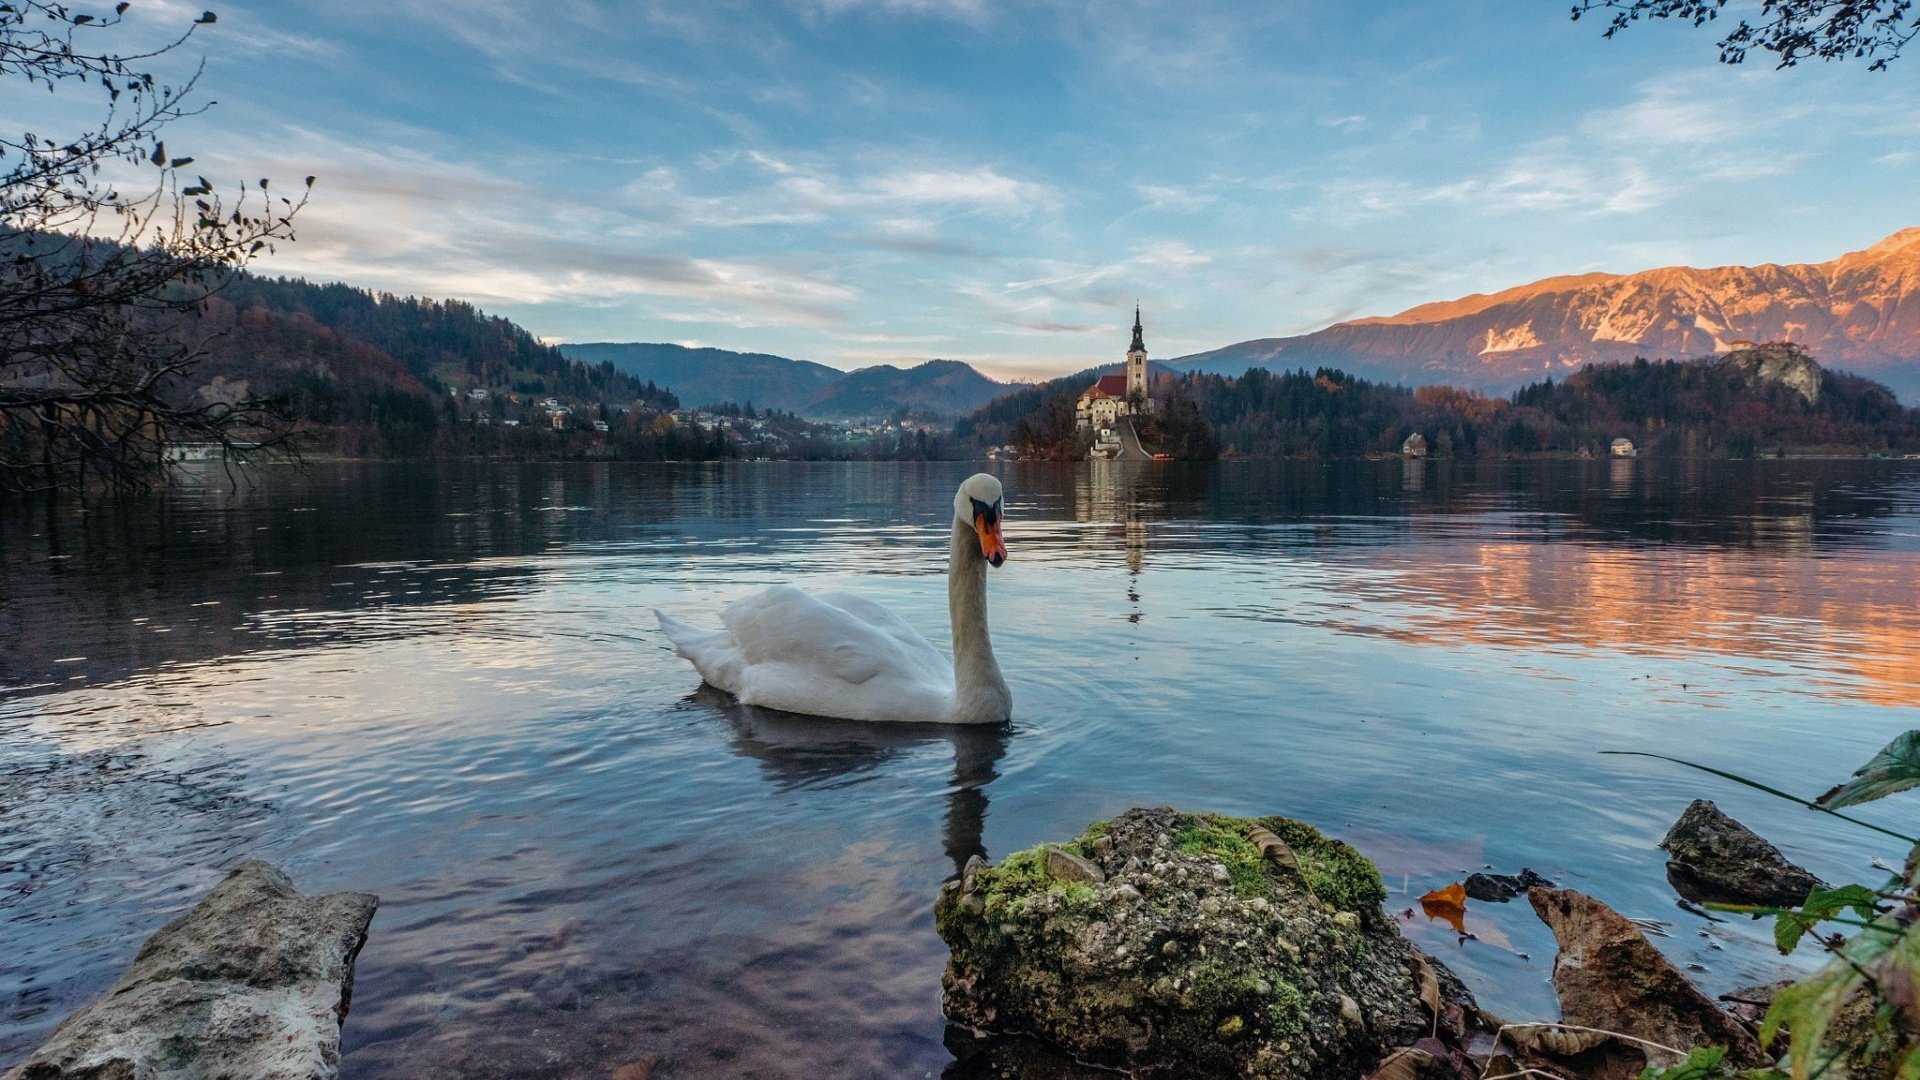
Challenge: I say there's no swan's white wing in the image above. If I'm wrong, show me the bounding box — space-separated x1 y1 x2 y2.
812 590 950 685
659 585 955 723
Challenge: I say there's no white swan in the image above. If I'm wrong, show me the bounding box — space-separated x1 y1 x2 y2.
655 473 1013 725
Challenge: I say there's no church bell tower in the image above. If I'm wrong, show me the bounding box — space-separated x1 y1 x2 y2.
1126 304 1149 411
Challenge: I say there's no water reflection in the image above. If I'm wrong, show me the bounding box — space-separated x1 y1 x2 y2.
695 685 1010 875
2 460 1919 1079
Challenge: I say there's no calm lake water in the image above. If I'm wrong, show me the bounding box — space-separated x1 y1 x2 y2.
4 459 1920 1078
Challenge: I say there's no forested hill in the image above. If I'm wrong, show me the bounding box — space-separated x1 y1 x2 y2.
186 275 678 456
210 276 676 408
963 348 1920 460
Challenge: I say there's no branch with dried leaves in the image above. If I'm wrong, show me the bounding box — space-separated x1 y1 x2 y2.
1572 0 1919 69
0 1 311 495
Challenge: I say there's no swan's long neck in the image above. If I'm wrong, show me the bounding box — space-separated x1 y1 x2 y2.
948 519 1011 724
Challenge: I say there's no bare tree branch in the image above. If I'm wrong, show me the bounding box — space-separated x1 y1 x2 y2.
0 2 308 495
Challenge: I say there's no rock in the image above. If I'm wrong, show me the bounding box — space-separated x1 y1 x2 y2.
1718 344 1822 405
936 807 1474 1079
1719 980 1794 1030
5 860 378 1080
1660 799 1821 907
1527 887 1768 1070
1463 869 1553 903
1045 846 1105 885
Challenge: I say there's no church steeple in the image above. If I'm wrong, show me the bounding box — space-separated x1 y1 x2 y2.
1125 304 1149 410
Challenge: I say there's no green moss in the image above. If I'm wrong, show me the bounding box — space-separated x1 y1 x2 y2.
1168 812 1387 915
1266 980 1308 1041
1255 816 1387 915
978 846 1051 919
1174 815 1276 900
1062 818 1109 858
973 842 1100 919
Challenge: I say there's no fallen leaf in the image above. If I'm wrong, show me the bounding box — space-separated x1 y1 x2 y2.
1412 954 1443 1019
1505 1023 1617 1057
1364 1045 1434 1080
1418 882 1468 933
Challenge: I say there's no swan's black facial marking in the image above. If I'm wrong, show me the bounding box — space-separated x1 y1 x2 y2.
969 496 1006 567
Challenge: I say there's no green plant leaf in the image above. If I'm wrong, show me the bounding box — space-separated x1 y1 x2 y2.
1638 1045 1727 1079
1806 883 1882 922
1764 922 1904 1079
1776 910 1817 955
1820 731 1920 808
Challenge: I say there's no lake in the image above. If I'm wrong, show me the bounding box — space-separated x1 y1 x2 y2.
4 459 1919 1078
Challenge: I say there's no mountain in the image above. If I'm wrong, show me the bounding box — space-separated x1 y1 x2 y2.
560 342 1012 420
1175 229 1920 402
805 359 1006 420
559 342 842 415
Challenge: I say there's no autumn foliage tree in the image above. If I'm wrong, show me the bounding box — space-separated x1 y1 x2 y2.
0 2 309 495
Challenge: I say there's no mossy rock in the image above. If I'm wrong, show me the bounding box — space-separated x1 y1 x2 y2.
935 807 1468 1079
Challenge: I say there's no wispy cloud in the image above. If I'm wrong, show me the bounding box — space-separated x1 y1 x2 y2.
212 130 859 328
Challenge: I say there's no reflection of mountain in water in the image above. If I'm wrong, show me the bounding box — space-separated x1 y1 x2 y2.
1032 458 1918 552
5 458 1914 696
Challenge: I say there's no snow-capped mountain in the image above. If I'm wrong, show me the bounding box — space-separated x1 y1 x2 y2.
1175 229 1920 401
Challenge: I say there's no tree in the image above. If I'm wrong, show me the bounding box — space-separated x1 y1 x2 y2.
1573 0 1920 69
0 2 310 495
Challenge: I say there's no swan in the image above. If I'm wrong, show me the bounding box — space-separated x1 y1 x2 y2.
655 473 1013 725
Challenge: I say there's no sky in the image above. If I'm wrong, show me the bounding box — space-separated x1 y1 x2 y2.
14 0 1920 381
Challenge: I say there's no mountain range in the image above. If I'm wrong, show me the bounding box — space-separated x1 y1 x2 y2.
1174 229 1920 402
559 342 1010 420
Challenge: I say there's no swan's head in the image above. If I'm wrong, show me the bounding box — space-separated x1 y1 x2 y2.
954 473 1006 567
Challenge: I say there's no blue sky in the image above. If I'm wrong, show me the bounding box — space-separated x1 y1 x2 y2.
26 0 1920 380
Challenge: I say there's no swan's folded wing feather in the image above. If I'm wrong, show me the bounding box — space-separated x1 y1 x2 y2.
814 590 950 683
721 585 912 685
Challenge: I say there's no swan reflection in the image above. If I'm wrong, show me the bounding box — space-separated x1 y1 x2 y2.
689 685 1010 875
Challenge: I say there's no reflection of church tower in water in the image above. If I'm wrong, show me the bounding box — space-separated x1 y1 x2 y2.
1079 462 1150 620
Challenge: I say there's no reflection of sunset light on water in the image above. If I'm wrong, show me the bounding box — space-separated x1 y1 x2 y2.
1321 541 1920 708
4 459 1920 1077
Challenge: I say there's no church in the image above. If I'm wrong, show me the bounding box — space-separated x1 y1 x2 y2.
1075 306 1154 431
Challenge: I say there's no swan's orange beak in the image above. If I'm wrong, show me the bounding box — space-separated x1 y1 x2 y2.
975 514 1006 567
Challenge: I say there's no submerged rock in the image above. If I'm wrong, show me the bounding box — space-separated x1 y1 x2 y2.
935 807 1473 1079
1528 887 1769 1071
1660 799 1821 907
5 860 378 1080
1463 869 1553 903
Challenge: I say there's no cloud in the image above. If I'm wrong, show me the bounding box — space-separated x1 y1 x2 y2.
620 155 1054 240
802 0 992 22
1135 184 1216 212
1577 76 1736 149
207 129 859 328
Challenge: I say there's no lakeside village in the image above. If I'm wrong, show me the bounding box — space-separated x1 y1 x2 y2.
442 386 952 460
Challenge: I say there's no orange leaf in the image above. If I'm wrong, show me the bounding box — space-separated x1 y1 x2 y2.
1419 882 1468 934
